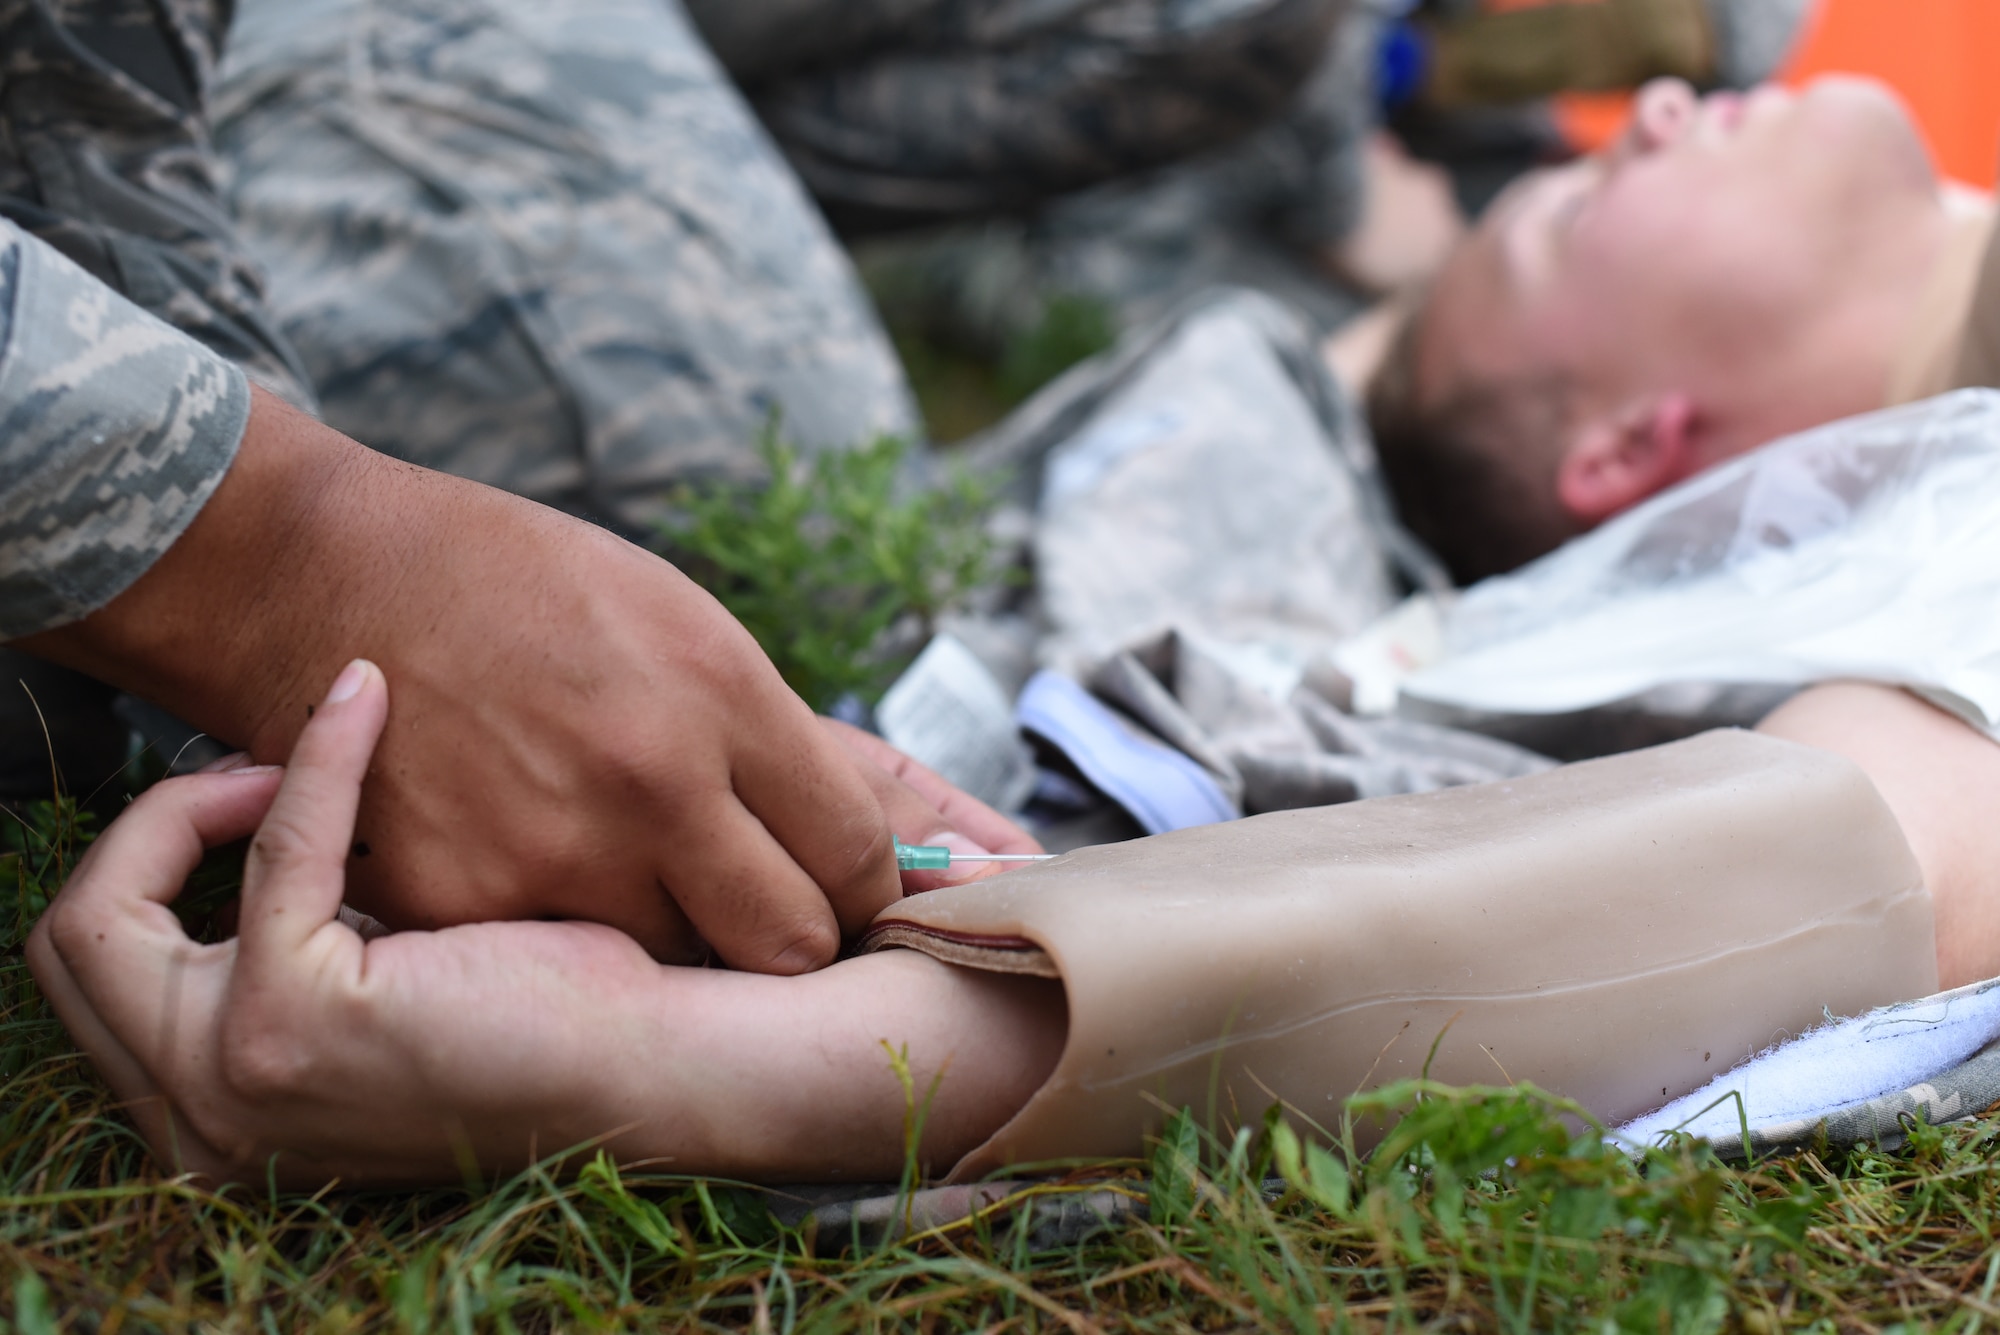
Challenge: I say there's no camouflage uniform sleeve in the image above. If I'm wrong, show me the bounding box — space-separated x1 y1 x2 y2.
0 217 250 640
698 0 1351 230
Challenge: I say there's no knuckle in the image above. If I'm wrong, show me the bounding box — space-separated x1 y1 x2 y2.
683 604 767 675
816 811 896 903
761 914 840 975
41 899 103 968
218 1010 316 1105
248 810 321 873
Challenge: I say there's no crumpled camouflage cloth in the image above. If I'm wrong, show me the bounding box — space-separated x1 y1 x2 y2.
766 1177 1153 1255
214 0 919 534
0 0 314 408
938 288 1543 817
0 0 265 798
685 0 1354 232
853 0 1382 355
209 0 1360 532
1696 1041 2000 1162
1092 630 1554 814
971 288 1441 664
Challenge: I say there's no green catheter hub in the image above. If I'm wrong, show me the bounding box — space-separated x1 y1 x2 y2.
894 839 1057 872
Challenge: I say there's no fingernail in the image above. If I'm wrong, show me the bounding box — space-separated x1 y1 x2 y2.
935 832 993 858
916 832 994 885
197 751 252 774
769 939 836 976
324 658 371 705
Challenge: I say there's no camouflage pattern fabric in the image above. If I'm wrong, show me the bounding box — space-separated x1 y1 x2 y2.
1614 977 2000 1162
851 1 1384 368
211 0 1358 531
685 0 1354 232
0 215 249 638
1000 0 1382 332
767 1178 1153 1255
214 0 918 534
0 0 314 408
938 288 1533 823
1699 1041 2000 1161
946 0 1808 350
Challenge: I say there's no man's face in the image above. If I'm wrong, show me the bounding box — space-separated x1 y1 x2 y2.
1422 77 1942 410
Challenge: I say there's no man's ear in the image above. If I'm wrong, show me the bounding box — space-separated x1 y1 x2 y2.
1554 393 1699 524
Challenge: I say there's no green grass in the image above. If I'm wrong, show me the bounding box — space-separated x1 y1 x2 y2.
6 800 2000 1331
892 294 1119 445
665 428 999 714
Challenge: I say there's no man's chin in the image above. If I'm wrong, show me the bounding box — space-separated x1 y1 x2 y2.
1793 74 1935 185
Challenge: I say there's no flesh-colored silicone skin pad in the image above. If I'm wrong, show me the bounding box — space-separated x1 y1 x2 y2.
861 730 1936 1181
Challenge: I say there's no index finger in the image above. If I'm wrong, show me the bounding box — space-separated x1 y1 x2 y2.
52 768 279 926
723 691 902 947
235 658 388 981
33 767 277 1097
820 718 1044 855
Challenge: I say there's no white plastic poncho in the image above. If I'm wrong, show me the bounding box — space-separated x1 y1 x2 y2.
1401 389 2000 740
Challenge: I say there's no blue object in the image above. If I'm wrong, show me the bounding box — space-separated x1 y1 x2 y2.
894 839 955 871
893 839 1055 872
826 692 874 731
1375 20 1429 112
1014 671 1238 836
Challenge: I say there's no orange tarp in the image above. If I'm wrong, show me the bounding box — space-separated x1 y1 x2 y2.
1552 0 2000 187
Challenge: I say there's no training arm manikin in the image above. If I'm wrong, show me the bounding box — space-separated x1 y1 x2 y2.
864 729 1936 1180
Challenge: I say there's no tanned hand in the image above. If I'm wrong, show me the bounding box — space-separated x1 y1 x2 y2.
23 390 899 970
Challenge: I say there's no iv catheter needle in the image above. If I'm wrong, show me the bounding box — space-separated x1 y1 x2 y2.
893 839 1058 871
939 853 1054 862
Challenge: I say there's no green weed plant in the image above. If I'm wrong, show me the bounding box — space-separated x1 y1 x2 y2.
879 284 1120 443
995 295 1118 406
666 428 997 713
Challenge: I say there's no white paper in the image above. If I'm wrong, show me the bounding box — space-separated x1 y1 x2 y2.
1014 670 1239 834
877 634 1036 813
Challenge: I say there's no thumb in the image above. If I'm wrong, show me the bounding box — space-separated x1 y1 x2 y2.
236 659 389 971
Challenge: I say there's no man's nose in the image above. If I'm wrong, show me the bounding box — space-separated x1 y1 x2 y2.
1611 78 1698 164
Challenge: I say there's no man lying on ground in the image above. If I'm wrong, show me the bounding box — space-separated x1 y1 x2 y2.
1356 74 2000 1001
27 657 2000 1187
1367 74 1996 582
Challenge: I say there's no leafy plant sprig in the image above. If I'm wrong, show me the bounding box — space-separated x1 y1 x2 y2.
664 426 998 712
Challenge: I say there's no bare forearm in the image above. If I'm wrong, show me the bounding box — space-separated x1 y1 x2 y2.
1759 682 2000 988
21 388 579 763
601 950 1068 1182
288 940 1066 1189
